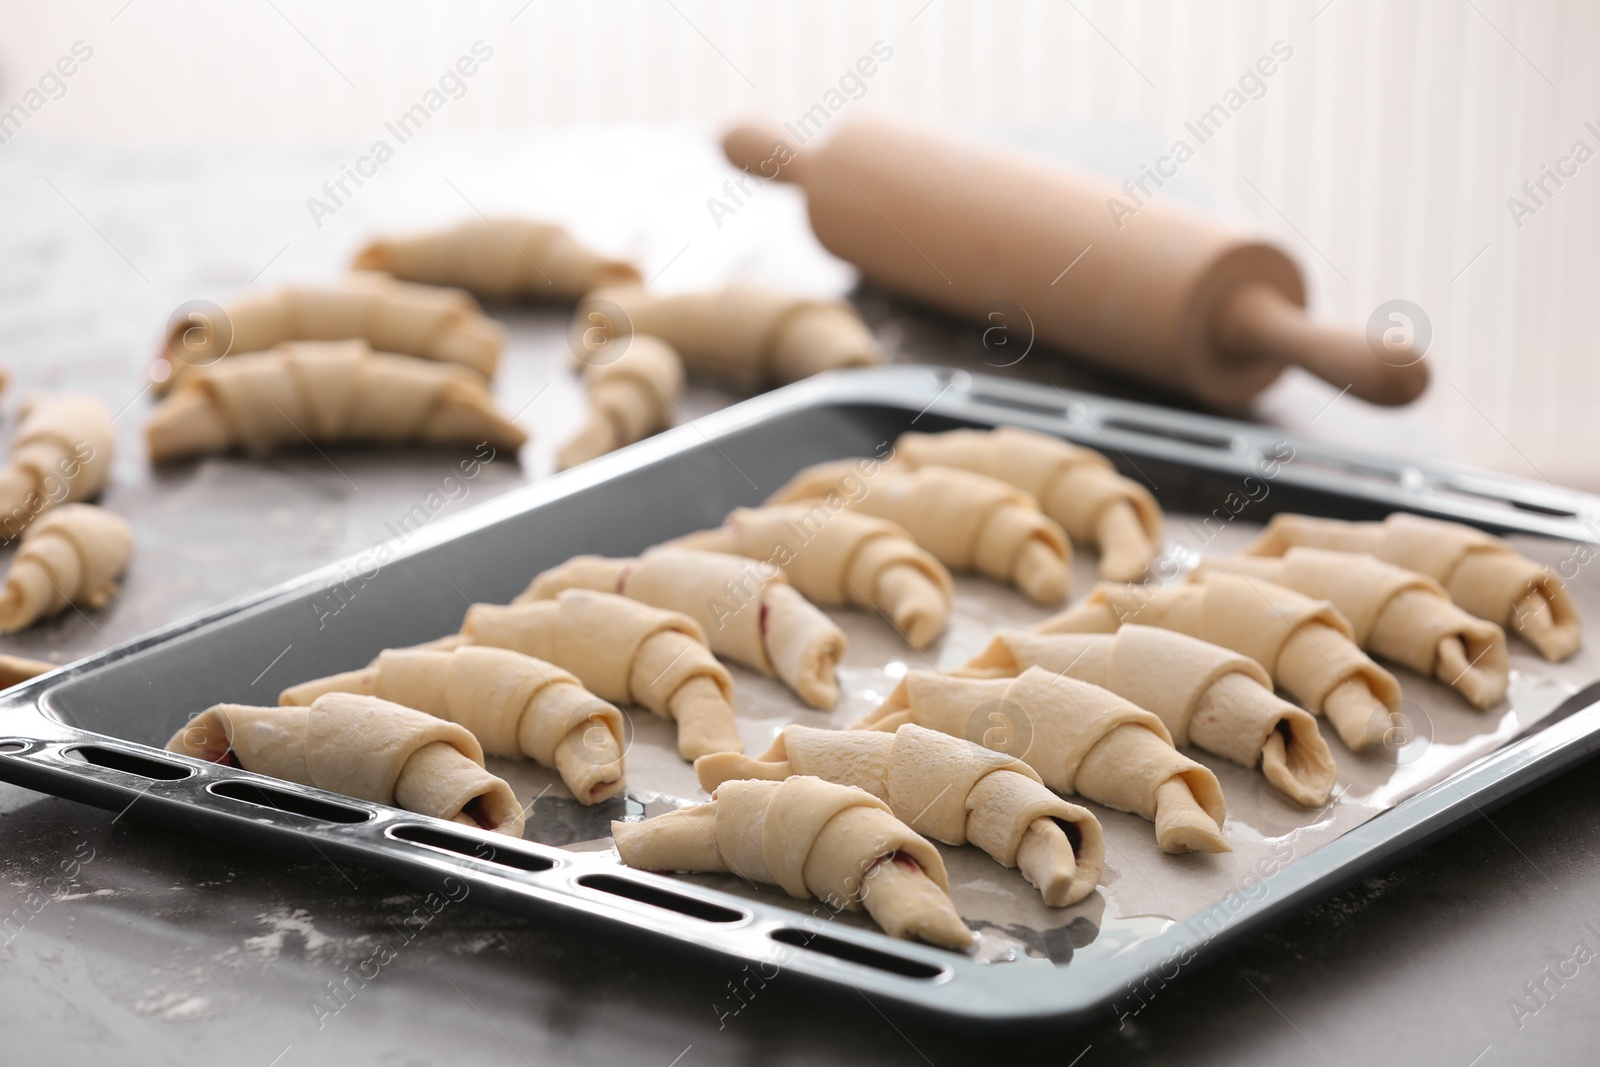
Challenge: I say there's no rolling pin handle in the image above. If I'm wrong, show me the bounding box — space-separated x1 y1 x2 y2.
722 121 807 185
1214 284 1430 406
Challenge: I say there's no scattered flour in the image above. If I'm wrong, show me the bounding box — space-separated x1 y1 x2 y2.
135 990 210 1021
243 908 334 961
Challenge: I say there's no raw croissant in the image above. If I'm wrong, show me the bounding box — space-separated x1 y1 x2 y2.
522 547 847 709
460 590 742 760
152 272 502 393
1200 549 1509 708
556 334 684 468
168 693 526 835
669 505 954 648
612 775 972 949
1247 512 1581 662
280 645 627 805
860 667 1230 854
145 340 527 462
962 627 1336 806
353 218 640 301
0 503 133 633
575 283 883 390
1037 574 1402 752
0 394 116 539
0 653 53 689
767 460 1072 605
697 723 1106 906
895 427 1163 581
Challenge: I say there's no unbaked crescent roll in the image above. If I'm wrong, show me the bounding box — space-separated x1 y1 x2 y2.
0 503 133 633
859 667 1229 854
1247 512 1580 662
767 461 1072 605
962 627 1336 807
353 218 641 301
152 273 501 394
1037 574 1401 753
0 653 53 689
522 547 847 710
576 283 883 390
167 693 525 835
669 505 954 649
895 427 1163 582
697 723 1105 906
612 775 971 949
0 394 116 539
145 341 527 462
556 334 684 469
1199 549 1509 709
280 645 626 805
460 589 741 760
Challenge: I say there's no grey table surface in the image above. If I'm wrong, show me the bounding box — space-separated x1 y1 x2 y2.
0 128 1593 1066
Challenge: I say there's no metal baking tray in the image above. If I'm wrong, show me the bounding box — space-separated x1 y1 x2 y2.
1 365 1597 1028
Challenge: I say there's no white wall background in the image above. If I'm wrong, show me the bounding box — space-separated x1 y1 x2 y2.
3 0 1596 487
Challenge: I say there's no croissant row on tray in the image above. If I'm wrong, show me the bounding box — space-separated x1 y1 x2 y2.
0 394 116 539
556 334 685 469
144 341 527 462
767 459 1073 605
1247 512 1581 661
280 645 627 805
522 547 848 709
697 723 1106 906
460 589 742 760
575 283 883 390
962 627 1336 806
895 426 1164 582
1199 549 1509 708
1038 573 1402 752
168 693 526 836
612 775 972 949
860 667 1230 855
152 272 502 393
354 218 641 302
670 504 954 648
0 503 133 634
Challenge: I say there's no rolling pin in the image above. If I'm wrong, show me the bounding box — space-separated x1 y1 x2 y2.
723 116 1428 407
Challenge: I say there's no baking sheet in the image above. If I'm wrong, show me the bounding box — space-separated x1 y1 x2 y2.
456 519 1599 968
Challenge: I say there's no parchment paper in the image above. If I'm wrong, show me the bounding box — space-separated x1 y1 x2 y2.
475 517 1600 968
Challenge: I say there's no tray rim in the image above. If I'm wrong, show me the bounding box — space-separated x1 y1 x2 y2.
1 364 1598 1027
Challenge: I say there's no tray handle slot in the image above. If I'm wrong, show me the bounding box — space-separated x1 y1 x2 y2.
576 873 746 924
1099 417 1237 451
964 386 1068 419
768 927 946 979
388 823 556 873
64 744 194 781
0 741 25 754
208 780 372 823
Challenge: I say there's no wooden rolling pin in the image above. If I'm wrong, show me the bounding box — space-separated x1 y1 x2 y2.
724 117 1427 407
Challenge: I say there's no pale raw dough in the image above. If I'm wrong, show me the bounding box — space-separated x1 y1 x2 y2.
460 589 742 760
523 547 847 709
611 775 972 949
0 653 52 689
145 340 527 462
575 283 883 390
895 426 1162 581
1201 549 1509 708
0 394 116 539
280 645 627 804
767 460 1072 605
962 627 1336 806
1036 574 1402 753
1247 512 1581 662
166 692 526 835
354 218 640 301
0 503 132 634
860 666 1229 854
557 335 684 469
696 722 1105 906
669 504 953 648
